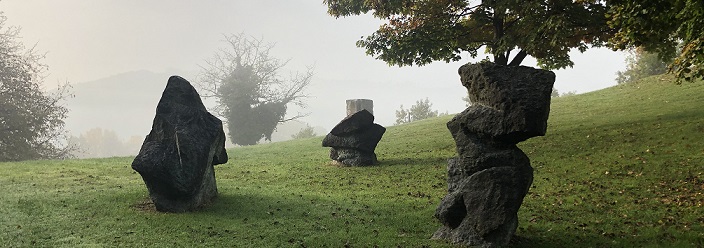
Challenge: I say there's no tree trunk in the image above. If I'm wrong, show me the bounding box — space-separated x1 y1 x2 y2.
509 50 528 66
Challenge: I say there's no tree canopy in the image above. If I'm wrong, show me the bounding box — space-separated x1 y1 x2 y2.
324 0 611 70
325 0 703 81
607 0 703 81
0 14 73 161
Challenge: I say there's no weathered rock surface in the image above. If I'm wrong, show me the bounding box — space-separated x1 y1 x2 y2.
433 62 554 247
323 109 385 166
132 75 228 212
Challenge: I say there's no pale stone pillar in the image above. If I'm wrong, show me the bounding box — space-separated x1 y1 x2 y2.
346 99 374 116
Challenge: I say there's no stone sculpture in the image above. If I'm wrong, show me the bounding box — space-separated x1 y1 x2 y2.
132 76 228 212
433 62 555 247
322 109 385 166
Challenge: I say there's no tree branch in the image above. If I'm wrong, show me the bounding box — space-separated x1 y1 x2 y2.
509 50 528 66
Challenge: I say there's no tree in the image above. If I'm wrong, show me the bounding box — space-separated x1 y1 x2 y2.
616 48 670 84
607 0 703 81
0 14 73 162
550 88 576 97
324 0 611 70
198 33 313 146
291 125 317 140
560 90 576 97
462 95 472 107
395 98 439 125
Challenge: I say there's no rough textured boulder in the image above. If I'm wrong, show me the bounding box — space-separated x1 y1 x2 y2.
132 76 228 212
322 110 386 166
433 62 554 247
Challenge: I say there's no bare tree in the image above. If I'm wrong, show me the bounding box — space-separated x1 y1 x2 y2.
197 33 313 146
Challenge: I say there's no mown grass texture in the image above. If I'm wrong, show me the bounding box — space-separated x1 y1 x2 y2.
0 75 702 247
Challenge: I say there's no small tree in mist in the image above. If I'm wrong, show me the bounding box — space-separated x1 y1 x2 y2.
616 48 672 84
395 98 439 125
550 88 576 97
291 126 317 140
198 33 313 146
0 14 74 162
462 95 472 107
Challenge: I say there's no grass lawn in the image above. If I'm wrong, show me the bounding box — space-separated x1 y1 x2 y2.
1 75 702 247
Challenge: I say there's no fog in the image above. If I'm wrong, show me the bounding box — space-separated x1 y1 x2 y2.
1 1 626 154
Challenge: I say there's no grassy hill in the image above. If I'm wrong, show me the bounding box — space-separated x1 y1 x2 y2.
1 75 702 247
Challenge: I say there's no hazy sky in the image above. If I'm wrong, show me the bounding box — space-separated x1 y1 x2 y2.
1 0 626 129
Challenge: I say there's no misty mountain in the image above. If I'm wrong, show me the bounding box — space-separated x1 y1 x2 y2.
63 70 325 155
64 70 197 140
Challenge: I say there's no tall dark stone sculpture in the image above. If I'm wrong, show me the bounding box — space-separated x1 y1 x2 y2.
322 109 386 166
132 76 228 212
433 62 555 247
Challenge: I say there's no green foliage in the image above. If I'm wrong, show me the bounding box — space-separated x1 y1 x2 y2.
199 33 312 146
325 0 702 81
395 98 439 125
291 125 317 140
607 0 704 81
1 75 702 247
616 48 670 84
324 0 611 69
0 14 73 162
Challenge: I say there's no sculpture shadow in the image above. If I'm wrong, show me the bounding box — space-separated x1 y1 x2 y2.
377 157 448 167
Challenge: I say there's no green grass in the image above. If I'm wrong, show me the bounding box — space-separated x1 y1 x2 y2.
1 75 702 247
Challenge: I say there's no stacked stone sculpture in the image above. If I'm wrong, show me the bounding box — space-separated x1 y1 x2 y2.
433 62 555 247
322 109 386 166
132 76 228 212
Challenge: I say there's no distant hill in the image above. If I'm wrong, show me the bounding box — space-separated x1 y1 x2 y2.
63 70 326 157
64 70 191 140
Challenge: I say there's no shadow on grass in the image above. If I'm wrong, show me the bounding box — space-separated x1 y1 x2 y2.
115 186 679 247
377 157 448 167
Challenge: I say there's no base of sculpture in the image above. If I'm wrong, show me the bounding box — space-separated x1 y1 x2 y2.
143 164 219 212
329 147 379 166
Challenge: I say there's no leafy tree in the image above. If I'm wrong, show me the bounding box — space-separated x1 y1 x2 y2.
325 0 702 81
198 33 313 146
616 48 670 84
0 14 73 162
551 88 560 98
324 0 611 69
291 125 317 140
395 98 439 125
607 0 703 81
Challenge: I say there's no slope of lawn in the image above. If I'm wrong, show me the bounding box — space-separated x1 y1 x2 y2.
1 75 702 247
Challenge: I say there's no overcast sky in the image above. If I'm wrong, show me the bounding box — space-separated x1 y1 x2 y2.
1 0 626 130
